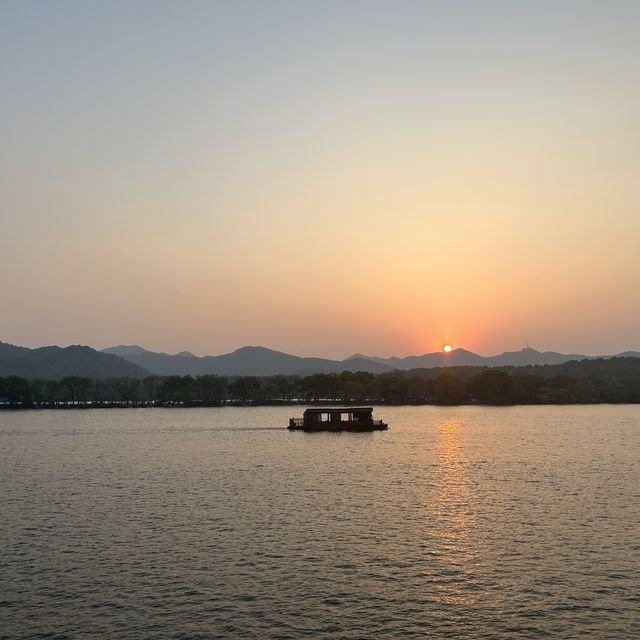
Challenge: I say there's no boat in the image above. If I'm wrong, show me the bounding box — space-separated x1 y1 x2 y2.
288 407 388 432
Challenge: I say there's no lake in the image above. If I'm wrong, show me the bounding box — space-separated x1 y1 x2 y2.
2 405 639 638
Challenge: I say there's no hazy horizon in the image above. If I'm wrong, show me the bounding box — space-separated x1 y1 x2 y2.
2 1 639 359
4 337 639 361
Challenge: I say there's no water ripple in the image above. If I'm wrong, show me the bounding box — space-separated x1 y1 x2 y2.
1 405 639 638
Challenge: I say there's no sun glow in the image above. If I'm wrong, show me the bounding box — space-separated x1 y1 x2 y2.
443 344 453 353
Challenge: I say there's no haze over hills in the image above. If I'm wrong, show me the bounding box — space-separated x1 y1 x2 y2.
101 345 395 376
360 346 593 369
0 342 149 379
2 340 639 379
102 344 640 377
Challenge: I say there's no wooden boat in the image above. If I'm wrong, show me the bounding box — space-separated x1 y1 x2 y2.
288 407 388 432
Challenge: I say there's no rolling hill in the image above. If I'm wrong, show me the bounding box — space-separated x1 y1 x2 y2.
101 345 394 376
0 343 150 379
102 344 639 377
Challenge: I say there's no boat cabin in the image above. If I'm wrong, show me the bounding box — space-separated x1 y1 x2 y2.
288 407 387 431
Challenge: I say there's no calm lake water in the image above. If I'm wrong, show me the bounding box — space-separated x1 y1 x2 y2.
2 405 639 639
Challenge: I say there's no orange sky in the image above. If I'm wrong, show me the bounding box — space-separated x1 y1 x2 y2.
1 2 639 358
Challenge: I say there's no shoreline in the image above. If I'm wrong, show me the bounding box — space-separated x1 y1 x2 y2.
2 400 638 411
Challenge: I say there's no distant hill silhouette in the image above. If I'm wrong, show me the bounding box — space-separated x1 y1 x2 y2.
2 340 637 379
362 346 591 369
101 345 394 376
616 351 640 358
102 344 148 357
0 342 149 379
0 342 33 359
100 344 639 376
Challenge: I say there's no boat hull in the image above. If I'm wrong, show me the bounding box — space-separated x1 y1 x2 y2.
288 422 388 432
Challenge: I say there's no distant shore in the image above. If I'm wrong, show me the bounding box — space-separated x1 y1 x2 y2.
1 357 638 408
2 399 638 411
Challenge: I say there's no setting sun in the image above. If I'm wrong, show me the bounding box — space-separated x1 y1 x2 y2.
443 344 453 353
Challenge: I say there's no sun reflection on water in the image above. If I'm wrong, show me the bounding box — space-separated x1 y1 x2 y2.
425 417 481 606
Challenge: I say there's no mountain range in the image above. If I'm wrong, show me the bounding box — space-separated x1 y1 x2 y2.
0 342 148 379
101 345 394 376
1 340 638 379
102 344 640 377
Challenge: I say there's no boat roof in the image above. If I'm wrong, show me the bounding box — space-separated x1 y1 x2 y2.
304 407 373 414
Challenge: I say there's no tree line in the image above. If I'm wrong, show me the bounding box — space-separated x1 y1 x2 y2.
1 358 638 408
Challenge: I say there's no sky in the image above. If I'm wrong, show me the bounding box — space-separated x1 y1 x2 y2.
1 0 639 358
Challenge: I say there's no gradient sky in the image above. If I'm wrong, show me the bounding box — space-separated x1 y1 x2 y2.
1 1 638 358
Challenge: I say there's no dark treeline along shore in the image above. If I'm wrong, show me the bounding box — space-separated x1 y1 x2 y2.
0 357 638 409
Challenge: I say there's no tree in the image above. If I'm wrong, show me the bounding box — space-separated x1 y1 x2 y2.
43 379 60 404
61 376 92 403
405 376 432 402
470 370 516 405
300 374 333 402
343 380 366 402
571 380 600 403
603 381 629 403
142 376 161 402
262 375 294 402
196 374 227 403
538 386 572 403
30 379 50 405
92 379 109 403
229 377 261 403
513 373 543 403
110 378 140 403
434 374 467 405
0 376 32 405
377 372 410 403
158 376 195 403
